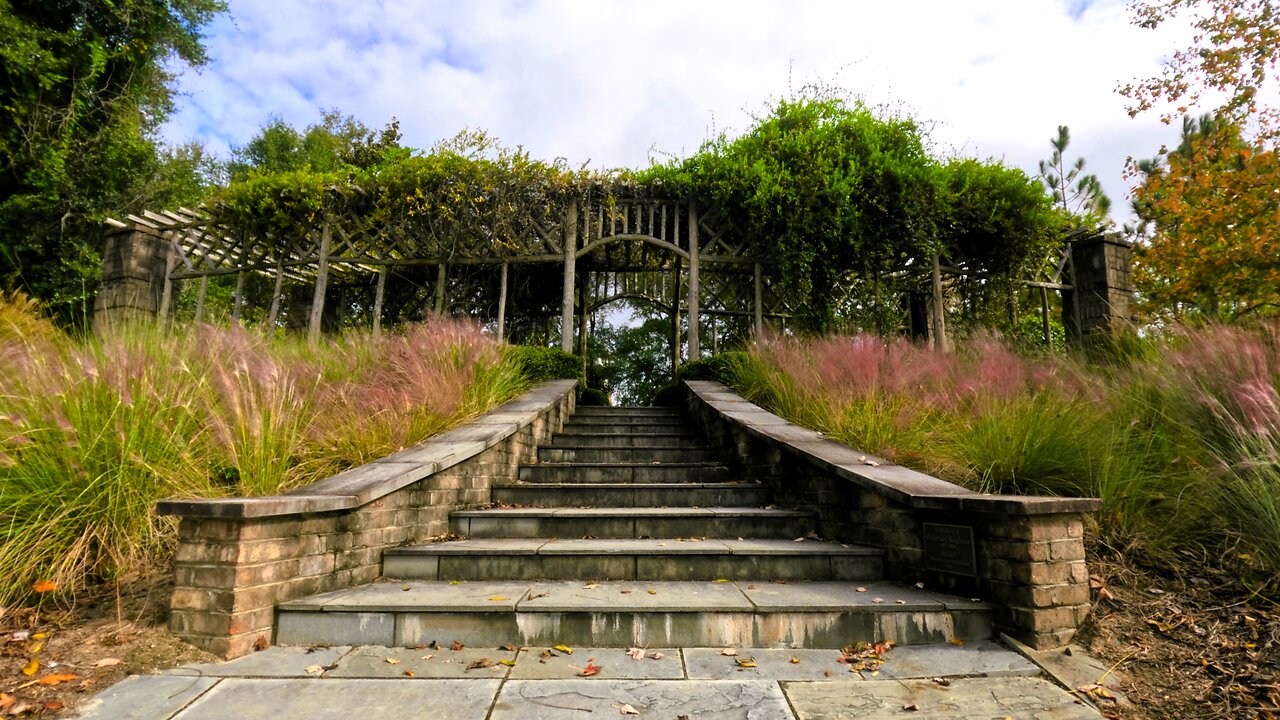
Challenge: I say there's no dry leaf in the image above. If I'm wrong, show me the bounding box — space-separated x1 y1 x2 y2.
27 641 43 654
903 702 919 711
720 648 738 656
38 673 77 686
896 600 907 605
650 652 664 660
467 658 493 670
385 657 401 665
304 664 323 675
790 657 800 664
488 596 509 601
32 580 56 593
872 597 885 604
626 647 645 660
735 658 758 668
427 640 440 650
253 635 269 652
0 693 15 710
451 640 465 651
948 638 965 646
404 670 415 677
554 645 573 654
647 589 657 595
499 659 516 667
582 583 599 590
932 677 951 687
21 658 38 676
712 578 730 583
856 587 867 592
526 591 549 601
498 644 518 652
92 658 123 668
618 703 640 715
419 654 435 661
579 661 602 676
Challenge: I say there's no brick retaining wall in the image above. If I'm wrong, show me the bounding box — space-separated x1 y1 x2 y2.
683 380 1099 650
156 380 576 658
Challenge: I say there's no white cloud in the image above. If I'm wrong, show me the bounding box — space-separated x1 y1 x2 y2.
163 0 1198 222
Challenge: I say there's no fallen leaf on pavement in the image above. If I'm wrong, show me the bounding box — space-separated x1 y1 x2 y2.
735 658 758 668
650 652 664 660
451 641 465 651
948 638 965 646
38 674 77 686
720 648 737 656
385 657 401 665
488 596 509 601
903 703 919 711
499 659 516 667
583 583 599 590
790 657 800 664
579 661 601 676
304 664 323 674
554 645 574 654
626 647 645 660
467 658 493 670
617 703 640 715
498 644 518 652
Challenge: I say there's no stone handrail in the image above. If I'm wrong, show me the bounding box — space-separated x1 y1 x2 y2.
156 379 577 657
683 380 1100 650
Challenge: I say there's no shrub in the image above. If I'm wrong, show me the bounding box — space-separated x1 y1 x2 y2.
501 345 584 384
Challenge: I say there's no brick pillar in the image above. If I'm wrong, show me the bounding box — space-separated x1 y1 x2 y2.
93 225 172 328
1064 232 1135 342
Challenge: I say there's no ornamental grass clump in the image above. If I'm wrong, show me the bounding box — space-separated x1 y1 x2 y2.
0 296 525 605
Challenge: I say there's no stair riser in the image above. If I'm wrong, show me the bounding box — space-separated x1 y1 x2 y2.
538 447 719 463
558 424 694 436
572 408 682 418
382 553 882 582
275 608 992 648
492 486 770 507
519 465 731 484
451 515 816 540
550 434 706 448
563 417 689 427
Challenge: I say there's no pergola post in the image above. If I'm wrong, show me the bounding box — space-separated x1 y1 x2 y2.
232 272 246 325
194 276 209 324
157 239 177 331
560 201 577 353
307 221 332 346
1040 286 1052 351
266 258 285 331
434 263 447 315
671 257 682 372
686 202 700 360
373 266 388 337
931 252 947 351
753 262 764 337
496 262 508 343
578 273 589 374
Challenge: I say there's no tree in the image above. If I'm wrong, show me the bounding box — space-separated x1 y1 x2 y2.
1123 1 1280 321
0 0 226 325
1037 125 1111 225
1130 115 1280 320
1121 0 1280 139
228 111 405 180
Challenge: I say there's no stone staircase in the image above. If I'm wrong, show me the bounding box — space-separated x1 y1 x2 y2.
276 405 993 648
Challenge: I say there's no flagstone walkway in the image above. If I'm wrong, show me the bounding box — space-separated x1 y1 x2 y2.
72 641 1101 719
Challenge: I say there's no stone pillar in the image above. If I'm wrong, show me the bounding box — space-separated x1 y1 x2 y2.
1064 232 1135 342
94 224 172 329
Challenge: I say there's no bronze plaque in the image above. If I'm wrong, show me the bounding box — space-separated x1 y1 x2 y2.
923 523 977 576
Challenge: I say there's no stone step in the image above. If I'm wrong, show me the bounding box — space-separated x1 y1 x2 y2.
550 432 706 448
572 406 683 417
276 580 993 649
538 445 720 463
557 423 697 436
562 416 689 428
381 538 883 582
492 482 770 508
518 462 732 484
450 507 816 539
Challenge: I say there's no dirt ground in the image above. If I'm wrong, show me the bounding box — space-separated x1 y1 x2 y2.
1 558 1276 718
0 572 215 717
1079 555 1280 720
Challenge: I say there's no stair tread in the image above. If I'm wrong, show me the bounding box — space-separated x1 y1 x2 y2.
280 580 988 614
452 507 813 518
384 537 881 556
525 461 727 468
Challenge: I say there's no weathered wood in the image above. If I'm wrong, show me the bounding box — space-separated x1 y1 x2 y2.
687 202 701 360
560 201 577 353
672 256 682 373
194 275 209 323
157 239 177 331
307 222 333 346
1040 286 1052 351
753 262 764 336
578 274 588 372
373 266 388 336
266 258 285 331
932 252 947 351
434 262 447 315
496 262 508 343
232 271 245 324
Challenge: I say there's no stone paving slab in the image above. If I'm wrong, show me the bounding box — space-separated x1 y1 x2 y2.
491 679 794 719
684 648 863 681
71 674 218 720
516 580 755 611
173 678 500 720
165 646 350 677
390 538 547 555
537 538 733 554
782 676 1100 719
740 581 946 612
286 581 536 612
325 645 515 678
720 539 879 556
508 647 683 679
867 641 1040 680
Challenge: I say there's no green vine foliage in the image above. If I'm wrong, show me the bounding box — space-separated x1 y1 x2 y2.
211 92 1059 336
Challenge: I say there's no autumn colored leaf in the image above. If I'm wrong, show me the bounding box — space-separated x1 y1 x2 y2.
21 658 38 676
487 596 509 601
32 580 56 593
617 704 640 715
579 661 602 676
304 664 323 674
466 658 493 670
450 640 465 651
553 645 573 655
0 693 14 710
385 657 401 665
499 659 515 667
37 673 77 686
734 657 758 668
93 658 123 668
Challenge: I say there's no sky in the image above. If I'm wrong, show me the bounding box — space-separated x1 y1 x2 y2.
161 0 1196 225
